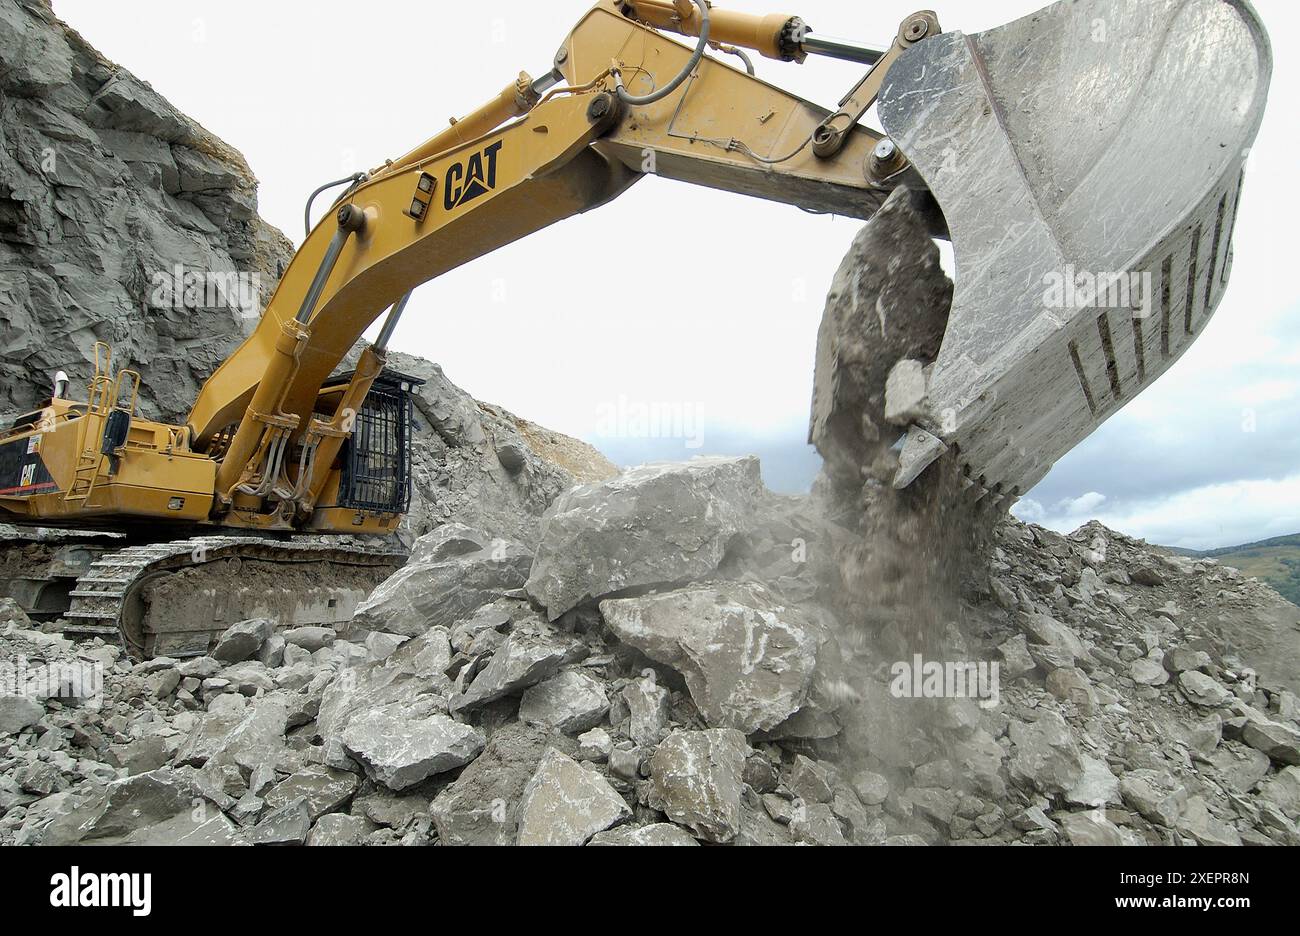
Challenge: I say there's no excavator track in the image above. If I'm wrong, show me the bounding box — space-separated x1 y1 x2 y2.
63 536 407 660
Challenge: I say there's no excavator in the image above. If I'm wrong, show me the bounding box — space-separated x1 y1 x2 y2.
0 0 1272 657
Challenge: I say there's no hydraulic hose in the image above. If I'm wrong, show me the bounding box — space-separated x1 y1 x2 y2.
303 172 367 237
615 0 711 106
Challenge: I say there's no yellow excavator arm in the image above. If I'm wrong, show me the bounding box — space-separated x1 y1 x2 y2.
185 0 935 526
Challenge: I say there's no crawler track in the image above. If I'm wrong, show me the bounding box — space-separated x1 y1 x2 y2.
63 536 406 659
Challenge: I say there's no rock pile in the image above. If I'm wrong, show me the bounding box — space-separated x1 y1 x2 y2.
3 455 1297 846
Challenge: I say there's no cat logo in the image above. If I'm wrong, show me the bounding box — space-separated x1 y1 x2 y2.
444 140 503 211
20 464 35 488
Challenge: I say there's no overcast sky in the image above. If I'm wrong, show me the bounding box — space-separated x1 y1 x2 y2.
51 0 1299 550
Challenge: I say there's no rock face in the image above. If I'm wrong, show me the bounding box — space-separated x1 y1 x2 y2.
526 457 764 619
0 0 292 423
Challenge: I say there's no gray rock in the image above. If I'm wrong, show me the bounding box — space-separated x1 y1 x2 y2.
1119 769 1188 828
211 618 274 664
1007 711 1084 795
263 765 360 820
307 813 380 846
450 625 584 713
518 669 609 734
852 771 890 806
1178 671 1232 708
282 626 336 652
246 798 312 846
1058 811 1124 846
1256 767 1300 820
588 823 699 846
340 706 485 791
430 724 571 846
884 358 929 425
0 694 43 734
1130 655 1170 687
623 674 671 747
516 749 631 846
1163 647 1212 674
351 537 533 638
790 802 849 845
998 635 1035 678
577 727 613 762
600 581 822 734
527 457 765 619
649 729 748 844
1240 718 1300 766
1065 756 1121 808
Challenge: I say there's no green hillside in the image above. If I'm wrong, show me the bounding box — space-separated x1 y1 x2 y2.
1190 534 1300 606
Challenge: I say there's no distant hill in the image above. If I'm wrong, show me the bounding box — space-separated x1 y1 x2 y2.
1172 534 1300 607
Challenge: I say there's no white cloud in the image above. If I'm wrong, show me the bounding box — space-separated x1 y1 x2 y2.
1025 474 1300 551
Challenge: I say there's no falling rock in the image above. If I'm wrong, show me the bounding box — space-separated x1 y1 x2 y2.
589 823 699 846
884 358 929 426
0 694 43 734
340 705 485 791
649 728 748 844
352 537 533 638
600 581 822 734
527 457 764 620
1007 711 1084 796
450 626 586 714
211 618 274 664
516 749 632 846
518 669 609 735
1178 671 1232 708
1239 718 1300 766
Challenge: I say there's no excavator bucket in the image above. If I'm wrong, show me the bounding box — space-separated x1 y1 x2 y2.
876 0 1272 500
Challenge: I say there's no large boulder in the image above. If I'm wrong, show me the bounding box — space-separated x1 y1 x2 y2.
350 534 532 638
600 581 823 734
526 457 765 620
